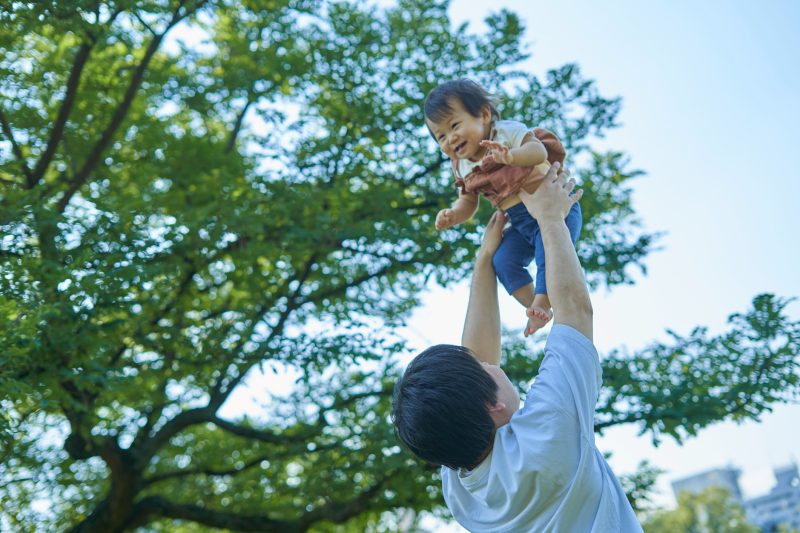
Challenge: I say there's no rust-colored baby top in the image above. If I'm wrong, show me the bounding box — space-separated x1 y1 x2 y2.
453 121 566 210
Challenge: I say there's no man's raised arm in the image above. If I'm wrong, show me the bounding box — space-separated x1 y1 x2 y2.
460 210 507 365
519 164 592 341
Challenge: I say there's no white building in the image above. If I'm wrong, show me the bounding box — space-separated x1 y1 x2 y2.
671 466 743 502
744 463 800 533
671 463 800 533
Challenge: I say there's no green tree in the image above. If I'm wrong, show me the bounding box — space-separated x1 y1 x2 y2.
0 1 797 532
618 460 664 514
643 487 760 533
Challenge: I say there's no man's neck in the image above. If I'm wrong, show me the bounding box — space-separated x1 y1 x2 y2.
466 436 495 471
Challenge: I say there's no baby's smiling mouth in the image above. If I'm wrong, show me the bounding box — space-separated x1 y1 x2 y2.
455 141 467 153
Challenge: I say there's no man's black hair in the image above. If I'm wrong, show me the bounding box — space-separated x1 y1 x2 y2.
424 78 500 125
391 344 498 470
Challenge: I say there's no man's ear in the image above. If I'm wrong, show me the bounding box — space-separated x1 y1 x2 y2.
488 401 506 413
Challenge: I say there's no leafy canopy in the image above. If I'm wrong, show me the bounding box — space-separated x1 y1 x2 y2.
0 1 796 532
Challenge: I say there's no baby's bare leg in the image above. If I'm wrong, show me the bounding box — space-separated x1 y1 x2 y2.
511 283 535 308
512 284 552 336
525 293 553 337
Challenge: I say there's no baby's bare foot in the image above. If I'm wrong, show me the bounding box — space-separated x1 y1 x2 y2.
524 306 553 337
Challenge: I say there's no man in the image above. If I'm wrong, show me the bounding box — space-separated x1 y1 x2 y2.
392 163 642 532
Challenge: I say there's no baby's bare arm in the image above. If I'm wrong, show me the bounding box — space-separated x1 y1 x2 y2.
513 133 548 166
481 134 547 167
436 192 478 230
451 192 479 221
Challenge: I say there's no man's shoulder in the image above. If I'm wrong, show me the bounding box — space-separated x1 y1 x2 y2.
536 324 603 411
545 324 597 355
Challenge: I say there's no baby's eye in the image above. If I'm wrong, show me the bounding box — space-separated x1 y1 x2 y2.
452 122 459 128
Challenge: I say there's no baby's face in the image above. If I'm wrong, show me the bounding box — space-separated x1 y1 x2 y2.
426 98 492 162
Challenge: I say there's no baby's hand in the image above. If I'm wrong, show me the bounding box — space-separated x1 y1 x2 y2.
435 208 456 230
480 140 514 165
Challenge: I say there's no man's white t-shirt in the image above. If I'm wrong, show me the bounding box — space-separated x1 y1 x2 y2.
441 325 643 532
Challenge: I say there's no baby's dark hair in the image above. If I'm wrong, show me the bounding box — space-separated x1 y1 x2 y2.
424 79 500 124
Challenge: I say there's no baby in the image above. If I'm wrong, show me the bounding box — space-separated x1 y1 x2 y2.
425 79 582 336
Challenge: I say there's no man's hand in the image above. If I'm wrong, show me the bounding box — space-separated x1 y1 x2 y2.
477 210 507 262
517 162 582 222
480 140 514 165
518 162 592 340
435 208 456 230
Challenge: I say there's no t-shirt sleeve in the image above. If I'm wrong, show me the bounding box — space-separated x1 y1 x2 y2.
521 324 602 436
496 120 531 149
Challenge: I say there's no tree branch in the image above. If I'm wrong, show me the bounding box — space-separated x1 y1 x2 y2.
28 41 94 188
208 253 318 407
302 256 417 306
133 11 158 37
300 476 389 526
0 108 32 181
143 441 340 486
56 4 198 212
134 250 310 453
125 496 301 532
126 474 391 532
205 253 429 413
61 382 105 460
405 156 445 185
208 413 325 444
225 98 253 154
110 259 197 367
0 476 36 491
141 406 214 458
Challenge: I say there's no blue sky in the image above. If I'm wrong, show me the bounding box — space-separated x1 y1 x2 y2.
398 0 800 516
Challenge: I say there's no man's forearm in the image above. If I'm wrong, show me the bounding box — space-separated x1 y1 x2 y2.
539 218 593 340
461 252 501 365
